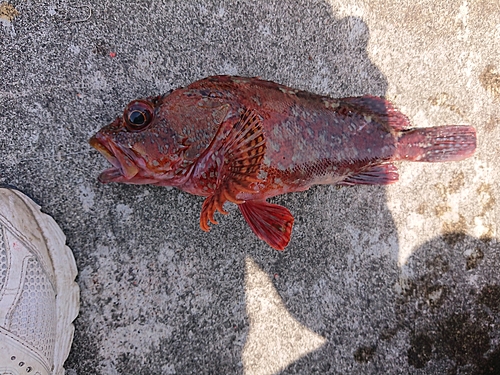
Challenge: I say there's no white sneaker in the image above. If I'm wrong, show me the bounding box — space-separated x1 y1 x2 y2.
0 189 79 375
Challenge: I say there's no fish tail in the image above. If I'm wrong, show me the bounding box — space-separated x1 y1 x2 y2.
396 125 476 162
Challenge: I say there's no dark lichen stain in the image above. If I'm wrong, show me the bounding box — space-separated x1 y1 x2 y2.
477 183 495 216
433 171 465 197
436 313 490 368
425 254 450 275
443 232 465 246
434 182 447 197
480 235 494 243
477 284 500 313
432 172 466 218
0 2 19 22
448 171 465 193
435 204 450 217
479 346 500 375
484 114 499 133
428 92 466 118
416 202 427 215
466 247 484 270
408 333 432 368
399 255 450 301
400 235 500 375
403 280 447 308
442 215 467 245
354 345 376 363
399 278 416 298
426 285 446 307
379 326 399 341
408 313 491 373
480 65 500 99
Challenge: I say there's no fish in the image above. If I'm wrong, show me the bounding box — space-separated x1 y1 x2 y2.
89 75 476 250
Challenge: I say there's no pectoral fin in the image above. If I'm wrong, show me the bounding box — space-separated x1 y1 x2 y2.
220 108 267 198
199 109 267 231
238 200 294 251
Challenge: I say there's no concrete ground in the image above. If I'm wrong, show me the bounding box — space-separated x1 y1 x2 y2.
1 0 499 374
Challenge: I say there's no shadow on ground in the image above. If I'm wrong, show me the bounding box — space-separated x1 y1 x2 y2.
397 234 500 375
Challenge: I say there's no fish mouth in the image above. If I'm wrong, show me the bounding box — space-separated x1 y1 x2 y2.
89 135 140 183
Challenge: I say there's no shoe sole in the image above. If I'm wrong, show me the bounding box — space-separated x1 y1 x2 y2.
11 190 80 375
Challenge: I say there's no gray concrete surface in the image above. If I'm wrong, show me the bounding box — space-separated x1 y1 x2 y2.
1 0 499 374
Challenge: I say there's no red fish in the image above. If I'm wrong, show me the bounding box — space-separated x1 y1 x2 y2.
90 76 476 250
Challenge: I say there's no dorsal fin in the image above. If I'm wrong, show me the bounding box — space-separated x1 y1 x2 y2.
341 95 411 131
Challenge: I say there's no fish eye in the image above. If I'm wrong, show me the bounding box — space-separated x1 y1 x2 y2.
124 101 154 131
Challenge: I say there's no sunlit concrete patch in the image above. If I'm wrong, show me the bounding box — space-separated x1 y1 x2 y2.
242 257 326 375
0 2 18 23
388 157 496 272
0 1 18 35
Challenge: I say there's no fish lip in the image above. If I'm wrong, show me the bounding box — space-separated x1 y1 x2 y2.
89 134 140 182
97 167 123 183
89 136 119 167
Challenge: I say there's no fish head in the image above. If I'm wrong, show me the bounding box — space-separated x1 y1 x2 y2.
90 95 193 186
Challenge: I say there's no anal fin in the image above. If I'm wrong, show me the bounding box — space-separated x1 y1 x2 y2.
339 163 399 186
238 200 294 251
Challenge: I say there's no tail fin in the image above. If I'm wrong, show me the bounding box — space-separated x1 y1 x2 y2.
396 126 476 162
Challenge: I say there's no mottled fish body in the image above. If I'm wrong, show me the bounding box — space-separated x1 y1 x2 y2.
90 76 476 250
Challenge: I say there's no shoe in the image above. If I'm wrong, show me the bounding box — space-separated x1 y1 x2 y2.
0 188 79 375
